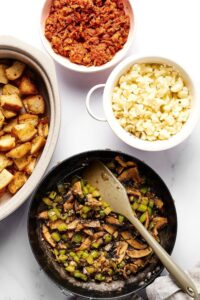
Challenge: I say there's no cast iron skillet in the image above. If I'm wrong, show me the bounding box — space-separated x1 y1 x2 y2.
28 150 177 299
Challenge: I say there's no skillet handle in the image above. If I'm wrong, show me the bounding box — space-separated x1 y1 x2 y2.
127 214 199 299
86 84 107 122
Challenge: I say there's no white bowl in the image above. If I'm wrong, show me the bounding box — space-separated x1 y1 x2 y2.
0 36 60 221
86 54 200 151
40 0 134 73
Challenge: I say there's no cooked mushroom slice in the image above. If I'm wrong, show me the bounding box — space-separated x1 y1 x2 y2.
86 194 102 207
38 211 48 219
145 212 150 229
127 248 152 258
84 220 101 228
42 224 56 247
121 231 147 250
123 263 138 278
106 216 121 225
155 198 164 210
49 220 64 230
103 224 116 234
67 219 79 230
115 156 136 168
116 241 128 263
118 167 141 183
75 223 84 232
63 201 74 211
72 181 83 197
77 237 91 251
83 229 93 236
153 217 168 235
93 231 105 240
126 187 141 198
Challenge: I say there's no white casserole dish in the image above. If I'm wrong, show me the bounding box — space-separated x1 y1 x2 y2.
0 36 60 221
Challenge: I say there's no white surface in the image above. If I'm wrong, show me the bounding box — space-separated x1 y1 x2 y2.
0 0 200 299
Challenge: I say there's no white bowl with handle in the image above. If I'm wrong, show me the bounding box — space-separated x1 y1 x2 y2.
86 54 200 151
0 36 60 221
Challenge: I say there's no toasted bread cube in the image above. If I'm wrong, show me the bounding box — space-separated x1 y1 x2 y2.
8 171 27 194
14 155 31 171
6 61 25 81
24 157 37 174
12 123 37 142
2 84 20 95
6 142 31 159
0 110 5 129
31 136 46 155
18 114 38 127
0 154 13 172
0 134 16 151
3 118 18 133
38 117 49 138
0 169 14 192
0 65 8 84
23 95 45 114
0 130 4 137
2 108 17 119
19 76 38 95
0 94 23 111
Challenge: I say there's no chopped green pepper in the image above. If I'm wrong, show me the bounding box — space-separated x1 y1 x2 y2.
43 197 53 207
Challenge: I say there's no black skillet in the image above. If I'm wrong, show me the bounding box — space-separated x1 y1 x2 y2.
28 150 177 299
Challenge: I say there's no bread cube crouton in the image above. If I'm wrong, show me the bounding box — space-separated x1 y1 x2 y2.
3 118 18 133
24 157 37 175
23 95 45 115
0 94 23 111
38 117 49 138
18 114 38 127
2 109 17 119
19 76 38 95
0 135 16 151
6 142 31 159
12 123 37 142
31 136 46 155
5 61 26 81
14 156 31 171
0 169 14 192
8 171 28 194
0 65 8 84
2 84 20 95
0 130 4 137
0 110 5 129
0 154 13 172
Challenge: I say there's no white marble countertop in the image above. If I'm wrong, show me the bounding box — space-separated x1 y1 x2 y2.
1 0 200 299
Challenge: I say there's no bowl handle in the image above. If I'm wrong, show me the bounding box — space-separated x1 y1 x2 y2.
86 84 107 122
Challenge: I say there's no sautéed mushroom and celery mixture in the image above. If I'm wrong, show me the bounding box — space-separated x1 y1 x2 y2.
38 156 168 283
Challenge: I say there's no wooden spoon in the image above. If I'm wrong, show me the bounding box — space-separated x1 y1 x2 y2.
83 160 198 299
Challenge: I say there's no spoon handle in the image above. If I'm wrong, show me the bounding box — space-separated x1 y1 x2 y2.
128 214 199 299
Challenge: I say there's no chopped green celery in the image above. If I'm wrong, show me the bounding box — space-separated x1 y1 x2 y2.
65 265 75 273
137 204 148 212
83 186 89 196
149 199 154 208
91 250 99 258
108 269 113 275
95 274 105 281
92 242 100 249
49 191 57 200
141 197 149 206
102 201 109 208
132 202 139 210
42 197 53 207
104 234 112 243
148 207 152 215
85 266 95 274
51 232 61 242
58 223 68 232
81 214 87 219
87 184 95 193
48 209 57 221
60 214 68 220
69 252 76 258
140 186 148 194
118 215 124 223
82 251 89 259
82 206 91 214
59 254 68 261
86 255 94 264
74 255 80 263
149 221 154 230
139 212 147 223
118 261 125 268
53 207 61 218
53 249 59 256
59 249 66 255
104 207 112 215
61 234 68 241
99 210 105 217
92 190 100 198
57 184 66 194
74 271 88 281
129 196 136 202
